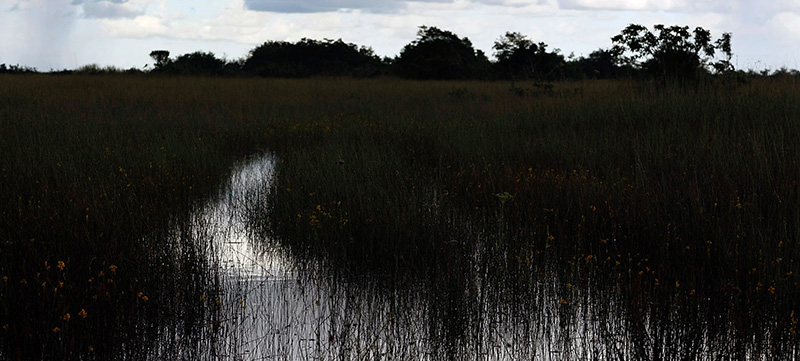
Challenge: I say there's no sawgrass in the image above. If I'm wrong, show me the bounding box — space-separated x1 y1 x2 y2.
2 74 800 359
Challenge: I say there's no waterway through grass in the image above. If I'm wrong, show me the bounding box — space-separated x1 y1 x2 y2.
4 75 800 360
193 154 601 361
200 152 800 361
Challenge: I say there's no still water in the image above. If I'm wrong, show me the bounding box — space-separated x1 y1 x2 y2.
183 155 772 361
188 155 449 360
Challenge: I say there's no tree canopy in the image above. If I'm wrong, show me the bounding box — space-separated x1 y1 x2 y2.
492 32 566 81
242 38 385 78
575 49 630 79
149 50 170 70
146 50 234 76
136 23 738 82
171 51 227 75
395 26 490 80
611 24 733 83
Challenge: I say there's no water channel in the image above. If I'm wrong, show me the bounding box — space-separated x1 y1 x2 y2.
182 154 779 361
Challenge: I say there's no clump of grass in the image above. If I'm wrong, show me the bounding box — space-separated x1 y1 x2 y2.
5 74 800 359
261 77 800 359
0 75 283 359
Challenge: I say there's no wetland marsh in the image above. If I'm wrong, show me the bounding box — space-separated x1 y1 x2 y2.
2 75 800 360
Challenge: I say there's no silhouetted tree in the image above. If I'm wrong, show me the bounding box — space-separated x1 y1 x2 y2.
492 32 566 81
149 50 171 70
243 40 291 76
169 51 226 75
611 24 733 83
395 26 490 80
243 38 384 77
73 64 131 75
769 67 800 78
576 48 630 79
0 63 37 74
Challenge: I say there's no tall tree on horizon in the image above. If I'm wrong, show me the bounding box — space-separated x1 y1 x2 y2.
149 50 171 70
395 26 490 80
492 32 566 81
611 24 733 83
243 38 384 78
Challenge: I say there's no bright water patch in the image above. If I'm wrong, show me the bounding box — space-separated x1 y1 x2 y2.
185 155 594 361
182 154 774 361
194 154 293 279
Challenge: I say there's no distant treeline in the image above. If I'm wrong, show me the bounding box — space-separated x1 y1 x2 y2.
0 63 37 74
4 24 799 82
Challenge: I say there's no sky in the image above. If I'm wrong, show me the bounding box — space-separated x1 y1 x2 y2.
1 0 799 72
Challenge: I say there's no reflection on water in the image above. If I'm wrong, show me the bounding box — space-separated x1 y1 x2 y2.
197 154 292 279
189 155 792 361
191 155 595 360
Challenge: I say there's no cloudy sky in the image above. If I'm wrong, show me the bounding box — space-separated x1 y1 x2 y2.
1 0 799 71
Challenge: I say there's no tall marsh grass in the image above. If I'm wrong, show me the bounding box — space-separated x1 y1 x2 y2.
262 77 800 359
0 75 273 359
2 74 800 359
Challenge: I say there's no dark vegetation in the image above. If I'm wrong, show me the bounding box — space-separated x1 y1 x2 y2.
611 24 733 85
394 26 491 79
3 22 800 360
141 24 732 81
4 23 770 81
0 76 254 359
260 77 800 361
0 64 37 74
492 31 569 81
242 38 386 77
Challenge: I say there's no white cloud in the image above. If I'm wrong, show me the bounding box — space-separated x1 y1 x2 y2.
475 0 550 6
100 14 171 37
558 0 689 11
3 0 799 70
779 0 800 9
243 0 453 13
556 0 738 12
240 0 553 14
770 12 800 41
81 1 140 18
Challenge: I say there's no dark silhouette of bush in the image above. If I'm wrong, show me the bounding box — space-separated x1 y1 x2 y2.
395 26 490 80
0 63 37 74
492 32 566 81
128 24 737 82
243 38 385 77
169 51 227 76
611 24 733 84
147 50 235 76
574 48 632 79
149 50 171 70
768 67 800 78
72 64 143 75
